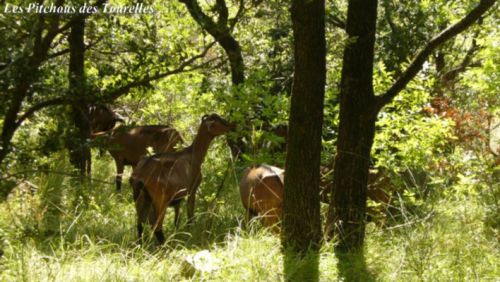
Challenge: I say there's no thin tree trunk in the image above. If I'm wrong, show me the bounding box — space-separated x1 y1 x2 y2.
282 0 325 252
0 22 48 166
178 0 247 157
325 0 379 251
0 84 27 165
218 34 245 85
0 3 106 170
66 18 91 176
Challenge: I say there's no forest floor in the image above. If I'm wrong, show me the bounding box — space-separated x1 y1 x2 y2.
0 155 498 281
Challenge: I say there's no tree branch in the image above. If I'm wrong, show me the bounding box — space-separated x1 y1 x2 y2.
15 98 69 128
46 48 71 59
47 37 102 60
215 0 229 29
229 0 245 30
327 14 345 30
326 4 346 30
106 42 217 101
376 0 497 110
179 0 229 41
179 0 245 85
179 0 220 36
441 29 482 84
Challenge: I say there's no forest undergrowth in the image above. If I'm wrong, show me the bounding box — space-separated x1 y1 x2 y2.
0 151 498 282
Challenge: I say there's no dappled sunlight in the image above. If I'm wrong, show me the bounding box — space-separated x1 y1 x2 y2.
1 0 498 280
0 162 498 281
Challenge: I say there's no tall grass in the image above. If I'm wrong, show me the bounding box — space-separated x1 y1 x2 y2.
0 153 498 281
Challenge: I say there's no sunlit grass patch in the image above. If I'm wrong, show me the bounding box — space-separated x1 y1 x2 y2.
0 155 498 281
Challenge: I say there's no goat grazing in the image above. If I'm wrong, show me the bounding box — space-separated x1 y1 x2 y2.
320 167 392 206
89 104 124 133
130 114 233 243
239 164 284 230
239 164 392 230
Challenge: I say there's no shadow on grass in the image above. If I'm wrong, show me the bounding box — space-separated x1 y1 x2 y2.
283 249 320 282
335 248 376 282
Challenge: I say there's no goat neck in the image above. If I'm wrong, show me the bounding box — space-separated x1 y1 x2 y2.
190 121 216 170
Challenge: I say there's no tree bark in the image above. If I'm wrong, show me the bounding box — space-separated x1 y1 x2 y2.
66 18 91 176
179 0 247 157
326 0 497 251
0 83 30 165
282 0 325 252
0 13 56 166
0 1 108 169
325 0 379 251
179 0 245 86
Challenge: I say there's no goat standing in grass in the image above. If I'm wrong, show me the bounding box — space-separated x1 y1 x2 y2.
89 105 183 191
239 164 392 231
130 114 233 243
104 126 183 191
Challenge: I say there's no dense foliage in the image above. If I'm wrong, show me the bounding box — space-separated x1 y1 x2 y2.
0 0 498 280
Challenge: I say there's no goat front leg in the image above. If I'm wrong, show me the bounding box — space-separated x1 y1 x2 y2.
115 159 124 191
187 177 201 225
187 192 196 225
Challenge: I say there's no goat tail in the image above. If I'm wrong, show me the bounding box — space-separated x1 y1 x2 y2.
131 178 157 226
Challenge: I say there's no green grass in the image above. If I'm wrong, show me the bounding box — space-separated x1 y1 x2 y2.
0 156 498 281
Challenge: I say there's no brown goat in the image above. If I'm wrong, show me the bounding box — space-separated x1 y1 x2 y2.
239 164 392 230
239 164 284 230
130 114 233 243
319 166 392 206
104 126 183 191
92 125 183 191
89 104 124 133
89 105 183 191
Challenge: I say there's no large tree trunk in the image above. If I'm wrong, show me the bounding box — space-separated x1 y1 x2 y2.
66 18 91 176
325 0 495 251
282 0 325 252
326 0 379 251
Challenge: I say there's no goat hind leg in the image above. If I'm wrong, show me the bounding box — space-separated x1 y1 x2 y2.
152 199 169 244
137 223 144 240
135 191 148 240
154 230 165 244
135 188 156 242
245 208 258 222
